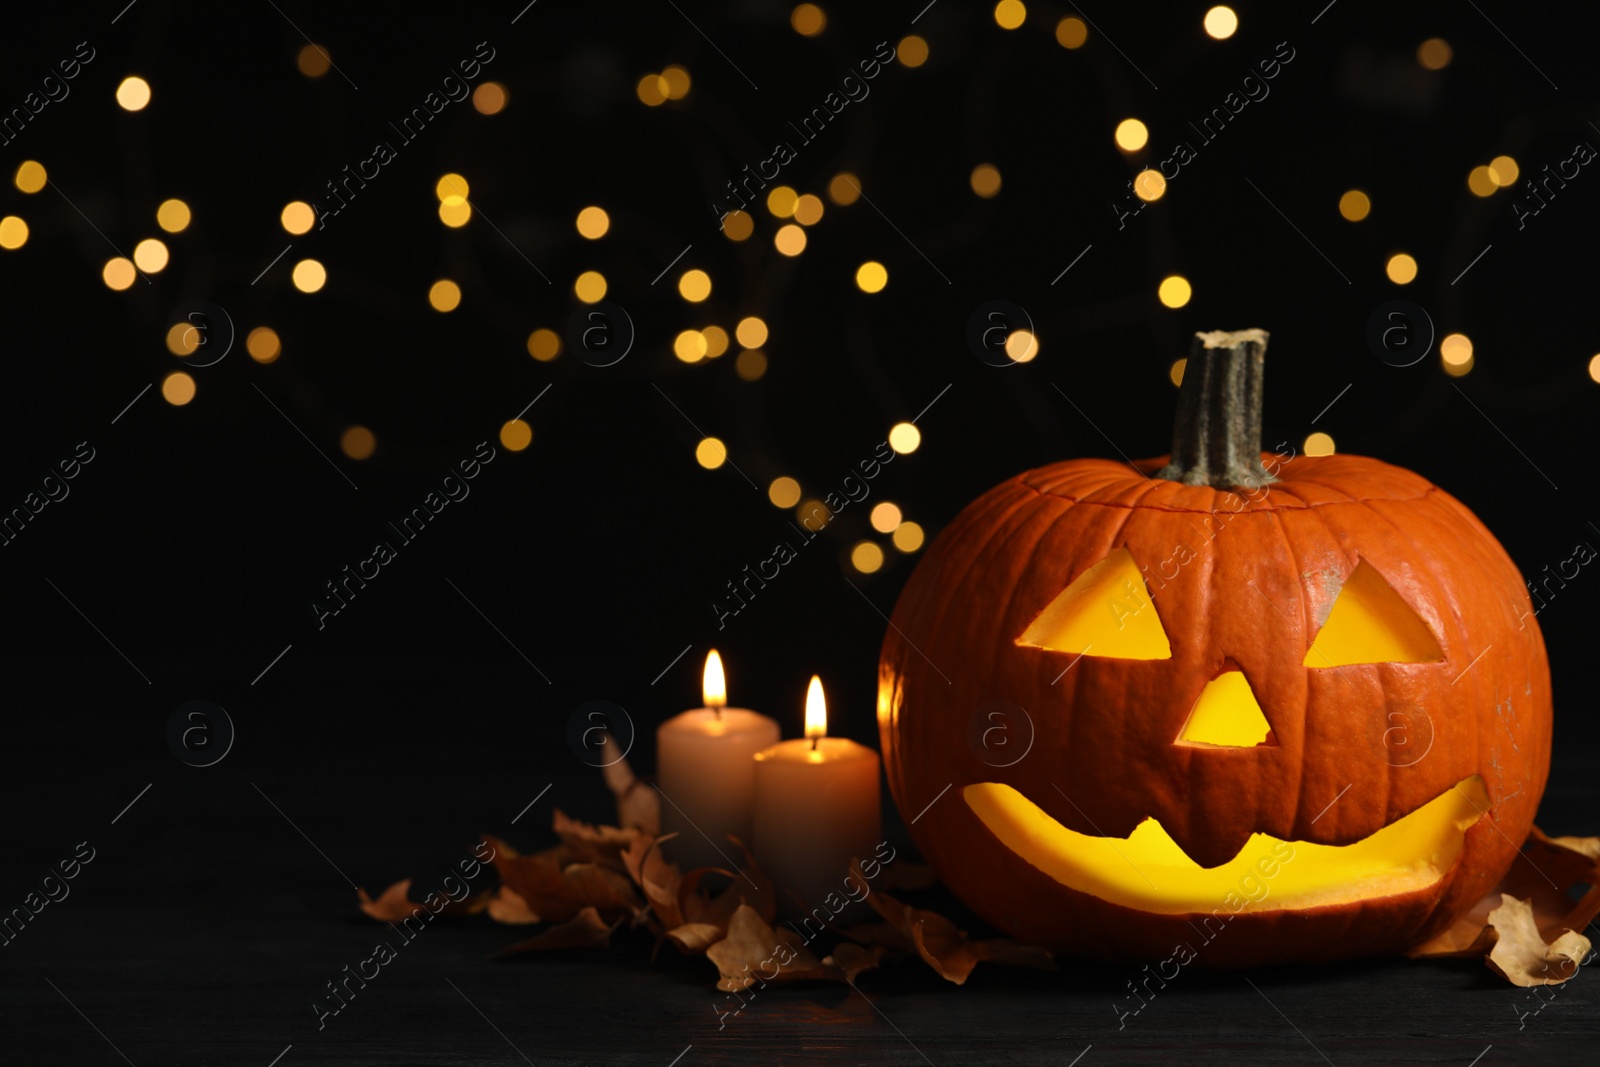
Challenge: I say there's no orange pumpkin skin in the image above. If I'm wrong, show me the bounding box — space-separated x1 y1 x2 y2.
878 451 1552 965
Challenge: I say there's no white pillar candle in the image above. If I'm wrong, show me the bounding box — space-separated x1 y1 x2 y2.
656 650 780 870
754 676 882 921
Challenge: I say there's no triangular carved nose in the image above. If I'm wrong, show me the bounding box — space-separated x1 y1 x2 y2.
1176 671 1275 748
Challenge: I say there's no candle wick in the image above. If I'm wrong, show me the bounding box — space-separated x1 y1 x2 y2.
810 735 819 751
712 704 722 720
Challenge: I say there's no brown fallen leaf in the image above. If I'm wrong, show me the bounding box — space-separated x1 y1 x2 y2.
827 941 884 982
680 838 776 931
850 860 1055 985
621 833 686 930
495 906 618 957
487 886 540 925
705 904 846 991
602 733 660 835
1484 895 1593 987
1411 825 1600 981
552 809 638 869
665 922 724 954
357 879 491 921
483 835 642 925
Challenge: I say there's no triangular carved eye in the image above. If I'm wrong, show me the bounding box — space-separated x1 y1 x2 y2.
1304 561 1443 667
1176 671 1275 747
1017 548 1172 660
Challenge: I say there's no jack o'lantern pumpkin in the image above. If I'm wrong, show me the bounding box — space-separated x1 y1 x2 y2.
878 329 1551 965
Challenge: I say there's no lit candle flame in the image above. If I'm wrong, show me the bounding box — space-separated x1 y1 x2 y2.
805 674 827 744
703 649 726 711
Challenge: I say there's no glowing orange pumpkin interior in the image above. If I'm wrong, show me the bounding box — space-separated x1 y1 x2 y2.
980 551 1475 914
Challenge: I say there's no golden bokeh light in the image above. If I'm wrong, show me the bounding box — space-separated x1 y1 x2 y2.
798 499 831 527
661 66 691 100
735 348 768 381
774 224 807 256
851 541 886 574
281 201 316 235
856 261 888 293
292 259 327 292
473 81 509 114
1588 354 1600 384
133 237 169 273
438 197 472 227
341 426 376 460
1385 253 1418 285
527 328 561 362
736 318 768 348
576 206 610 239
828 173 861 205
1467 166 1498 198
165 321 200 356
899 35 929 68
1157 275 1191 308
637 74 668 106
888 421 921 455
574 270 607 303
500 419 533 452
1056 16 1088 48
768 476 801 508
116 76 151 111
703 325 730 358
102 257 136 290
994 0 1027 30
435 173 469 201
892 521 925 553
1489 155 1520 187
678 268 712 303
14 161 46 194
1203 6 1238 39
791 3 826 35
1114 119 1149 152
0 216 28 250
1417 38 1452 70
1005 329 1038 363
1339 189 1371 222
695 437 728 469
1303 432 1336 457
1133 168 1167 201
1169 358 1187 387
674 329 708 363
793 193 825 225
722 209 753 241
767 186 799 218
428 279 461 312
970 163 1002 198
297 44 331 78
1440 333 1473 367
247 326 282 364
162 371 196 406
870 502 902 534
157 198 191 232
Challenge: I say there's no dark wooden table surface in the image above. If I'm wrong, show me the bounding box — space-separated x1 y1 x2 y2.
4 661 1595 1066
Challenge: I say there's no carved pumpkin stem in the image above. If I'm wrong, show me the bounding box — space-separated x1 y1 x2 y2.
1156 328 1275 490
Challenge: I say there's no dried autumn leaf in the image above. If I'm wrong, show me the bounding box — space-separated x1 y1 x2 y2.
850 860 1054 985
357 879 490 921
705 904 845 992
665 922 724 954
1411 826 1600 968
827 941 884 982
602 733 660 835
681 838 776 932
495 906 618 957
552 809 638 869
487 886 540 925
483 835 641 924
1484 895 1593 987
622 833 686 930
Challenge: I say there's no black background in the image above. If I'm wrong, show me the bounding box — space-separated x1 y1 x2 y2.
2 1 1596 1064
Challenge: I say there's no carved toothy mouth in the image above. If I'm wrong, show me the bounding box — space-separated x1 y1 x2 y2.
964 776 1488 915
